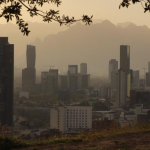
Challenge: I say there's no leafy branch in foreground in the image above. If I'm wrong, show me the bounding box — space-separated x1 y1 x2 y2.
0 0 93 36
119 0 150 13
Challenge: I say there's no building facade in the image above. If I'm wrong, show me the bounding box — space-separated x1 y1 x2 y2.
109 59 118 83
26 45 36 68
132 70 139 88
80 63 87 75
41 69 58 92
0 37 14 126
116 70 127 107
116 45 131 107
50 106 92 132
22 45 36 93
68 65 78 75
146 72 150 87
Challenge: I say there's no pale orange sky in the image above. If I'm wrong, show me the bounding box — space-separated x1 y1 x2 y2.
1 0 150 26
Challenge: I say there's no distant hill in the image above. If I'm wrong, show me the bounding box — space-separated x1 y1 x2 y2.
116 22 133 28
22 20 150 75
0 22 68 67
2 20 149 75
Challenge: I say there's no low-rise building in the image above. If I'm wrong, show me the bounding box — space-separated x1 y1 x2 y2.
50 106 92 132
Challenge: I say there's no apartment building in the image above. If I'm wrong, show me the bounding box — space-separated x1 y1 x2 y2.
50 106 92 132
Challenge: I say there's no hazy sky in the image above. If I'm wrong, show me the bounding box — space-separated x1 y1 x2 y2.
1 0 150 27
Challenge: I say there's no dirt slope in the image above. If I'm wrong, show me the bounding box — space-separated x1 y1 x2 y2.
16 131 150 150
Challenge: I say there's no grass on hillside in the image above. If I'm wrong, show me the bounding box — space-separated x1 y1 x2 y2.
0 123 150 150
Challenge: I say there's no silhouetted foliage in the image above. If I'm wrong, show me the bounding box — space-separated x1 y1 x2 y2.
120 0 150 14
0 0 93 36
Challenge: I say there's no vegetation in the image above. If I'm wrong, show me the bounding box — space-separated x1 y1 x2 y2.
14 108 50 128
1 123 150 150
1 0 150 36
0 0 92 35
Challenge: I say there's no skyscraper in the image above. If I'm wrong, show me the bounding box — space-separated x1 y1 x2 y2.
109 59 118 83
133 70 139 88
109 59 118 90
116 70 127 107
26 45 36 68
68 65 78 75
116 45 131 107
0 37 14 126
146 72 150 87
41 69 59 92
120 45 130 72
22 45 36 92
80 63 87 75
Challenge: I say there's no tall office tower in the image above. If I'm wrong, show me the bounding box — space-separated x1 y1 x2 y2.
68 65 78 91
116 45 130 107
146 73 150 87
80 63 87 75
116 70 127 107
48 69 59 90
0 37 14 126
22 68 36 92
22 45 36 92
41 69 59 92
132 70 139 88
68 65 78 75
110 71 118 89
148 62 150 73
109 59 118 83
58 75 68 89
26 45 36 68
120 45 130 72
78 74 90 89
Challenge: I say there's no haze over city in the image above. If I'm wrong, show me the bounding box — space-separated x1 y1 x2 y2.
2 1 150 149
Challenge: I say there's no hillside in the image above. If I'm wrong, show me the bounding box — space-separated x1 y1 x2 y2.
1 125 150 150
19 131 150 150
26 20 150 74
2 20 150 75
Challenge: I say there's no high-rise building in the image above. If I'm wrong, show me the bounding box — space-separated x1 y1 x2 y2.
26 45 36 68
109 59 118 83
68 65 78 75
116 45 130 107
116 70 127 107
58 75 68 89
110 71 118 89
0 37 14 126
22 45 36 92
78 74 90 89
68 65 78 91
80 63 87 75
132 70 139 88
22 68 36 92
120 45 130 72
146 73 150 87
41 69 58 92
68 75 78 91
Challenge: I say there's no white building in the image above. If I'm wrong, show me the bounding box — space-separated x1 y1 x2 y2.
50 106 92 132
